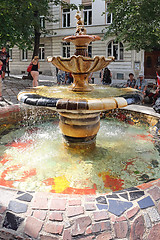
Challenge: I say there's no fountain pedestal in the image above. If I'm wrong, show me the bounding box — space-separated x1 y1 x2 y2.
59 112 100 143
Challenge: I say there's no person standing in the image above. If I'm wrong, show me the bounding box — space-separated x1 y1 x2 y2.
0 47 9 82
101 67 112 85
30 56 40 87
126 73 136 88
0 60 3 101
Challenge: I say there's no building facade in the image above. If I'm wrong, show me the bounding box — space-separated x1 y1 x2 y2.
9 0 158 81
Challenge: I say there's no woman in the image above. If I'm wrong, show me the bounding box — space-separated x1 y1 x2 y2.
31 56 40 87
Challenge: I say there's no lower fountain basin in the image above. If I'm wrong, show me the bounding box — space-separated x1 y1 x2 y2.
0 105 160 195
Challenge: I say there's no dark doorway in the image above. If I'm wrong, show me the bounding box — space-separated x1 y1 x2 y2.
144 50 160 79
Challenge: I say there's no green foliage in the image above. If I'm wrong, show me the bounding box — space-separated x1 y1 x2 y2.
104 0 160 51
0 0 78 50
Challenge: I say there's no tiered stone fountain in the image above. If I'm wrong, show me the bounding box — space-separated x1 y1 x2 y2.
18 11 142 145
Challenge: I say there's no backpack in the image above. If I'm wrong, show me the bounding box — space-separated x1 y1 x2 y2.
27 63 33 72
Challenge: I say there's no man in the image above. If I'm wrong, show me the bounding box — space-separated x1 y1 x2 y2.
134 74 148 96
0 47 9 81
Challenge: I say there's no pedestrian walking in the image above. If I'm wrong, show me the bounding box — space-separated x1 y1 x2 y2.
0 46 9 82
30 56 40 87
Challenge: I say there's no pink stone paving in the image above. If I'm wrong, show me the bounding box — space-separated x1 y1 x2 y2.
0 206 6 214
126 206 140 219
49 198 66 211
148 186 160 201
63 229 72 240
32 196 48 210
96 231 113 240
93 211 109 221
49 211 63 221
72 216 92 236
114 221 128 238
44 222 64 235
130 215 145 240
40 235 59 240
24 216 43 239
68 199 81 206
66 205 84 217
147 223 160 240
33 210 47 220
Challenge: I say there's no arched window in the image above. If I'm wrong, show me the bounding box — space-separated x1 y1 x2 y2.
107 41 124 60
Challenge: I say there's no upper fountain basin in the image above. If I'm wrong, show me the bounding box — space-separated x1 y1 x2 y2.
47 55 115 74
63 35 101 46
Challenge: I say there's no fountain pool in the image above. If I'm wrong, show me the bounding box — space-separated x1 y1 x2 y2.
0 106 160 195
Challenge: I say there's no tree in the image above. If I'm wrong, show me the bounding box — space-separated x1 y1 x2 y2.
0 0 78 58
104 0 160 51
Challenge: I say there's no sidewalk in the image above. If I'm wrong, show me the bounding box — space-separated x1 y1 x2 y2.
1 74 57 106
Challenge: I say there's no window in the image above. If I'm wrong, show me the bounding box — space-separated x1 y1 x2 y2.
62 42 70 58
106 2 112 24
107 41 124 60
9 48 12 61
39 44 45 60
88 43 92 57
40 16 45 28
83 5 92 25
22 49 28 60
62 9 70 28
117 73 124 79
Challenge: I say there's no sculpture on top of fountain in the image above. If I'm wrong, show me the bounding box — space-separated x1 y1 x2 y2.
75 10 87 35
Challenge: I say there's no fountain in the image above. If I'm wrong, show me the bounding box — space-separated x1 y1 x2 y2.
18 11 142 145
0 11 160 240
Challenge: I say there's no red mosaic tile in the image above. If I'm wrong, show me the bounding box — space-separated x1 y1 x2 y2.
24 216 43 239
137 182 154 190
126 206 140 219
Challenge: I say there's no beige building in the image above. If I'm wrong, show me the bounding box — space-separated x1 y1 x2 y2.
9 0 159 81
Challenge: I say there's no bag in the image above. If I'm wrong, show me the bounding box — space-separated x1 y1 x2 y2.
27 63 33 72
